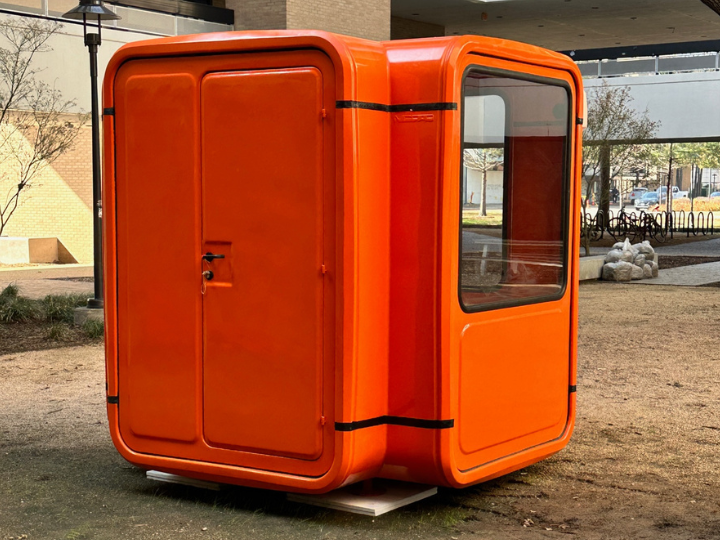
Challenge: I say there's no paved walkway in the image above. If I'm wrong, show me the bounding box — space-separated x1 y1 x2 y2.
0 279 95 299
586 236 720 286
630 261 720 287
0 264 94 299
654 237 720 257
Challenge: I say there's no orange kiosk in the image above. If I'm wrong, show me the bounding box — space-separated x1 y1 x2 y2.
102 31 582 494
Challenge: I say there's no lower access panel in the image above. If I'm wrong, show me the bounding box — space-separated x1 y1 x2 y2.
201 68 327 461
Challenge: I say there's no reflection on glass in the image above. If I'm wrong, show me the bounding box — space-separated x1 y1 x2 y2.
460 73 569 311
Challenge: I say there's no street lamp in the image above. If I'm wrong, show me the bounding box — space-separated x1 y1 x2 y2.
62 1 120 310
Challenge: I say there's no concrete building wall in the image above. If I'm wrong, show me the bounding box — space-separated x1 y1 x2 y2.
0 10 230 263
584 71 720 141
1 0 390 264
466 169 504 205
2 120 92 263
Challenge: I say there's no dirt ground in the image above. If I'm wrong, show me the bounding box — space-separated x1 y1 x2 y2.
2 283 720 539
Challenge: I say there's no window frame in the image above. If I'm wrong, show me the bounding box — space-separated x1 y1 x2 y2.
458 65 573 314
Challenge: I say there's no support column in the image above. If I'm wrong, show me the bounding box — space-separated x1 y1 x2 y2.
226 0 390 41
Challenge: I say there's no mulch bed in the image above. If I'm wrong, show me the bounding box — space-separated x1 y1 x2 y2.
657 255 720 270
0 322 99 355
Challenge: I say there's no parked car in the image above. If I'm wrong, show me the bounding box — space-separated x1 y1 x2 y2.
629 187 647 203
676 191 688 199
710 192 720 198
635 191 659 211
656 185 680 203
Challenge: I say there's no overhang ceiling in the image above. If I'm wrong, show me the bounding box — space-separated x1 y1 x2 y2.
392 0 720 51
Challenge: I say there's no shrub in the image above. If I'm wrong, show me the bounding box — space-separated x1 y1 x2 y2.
664 197 691 211
0 283 19 302
659 197 720 213
83 319 104 339
42 293 88 324
0 284 39 322
0 295 39 323
47 323 69 341
692 197 720 212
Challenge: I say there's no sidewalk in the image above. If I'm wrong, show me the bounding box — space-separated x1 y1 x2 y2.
629 261 720 287
0 264 94 299
588 236 720 286
654 237 720 257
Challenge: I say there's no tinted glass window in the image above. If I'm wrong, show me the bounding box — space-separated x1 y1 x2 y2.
460 71 569 311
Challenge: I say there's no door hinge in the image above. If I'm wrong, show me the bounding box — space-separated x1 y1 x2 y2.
320 416 326 426
321 264 327 274
321 108 327 119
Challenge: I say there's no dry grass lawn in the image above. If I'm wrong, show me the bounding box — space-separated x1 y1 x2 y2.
1 282 720 539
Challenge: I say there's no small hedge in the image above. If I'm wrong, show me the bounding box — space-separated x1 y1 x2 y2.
659 197 720 212
0 284 103 339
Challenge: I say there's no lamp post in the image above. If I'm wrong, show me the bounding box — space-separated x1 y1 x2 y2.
62 1 120 309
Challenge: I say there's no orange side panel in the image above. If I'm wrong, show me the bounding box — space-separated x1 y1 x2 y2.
201 68 327 461
115 72 201 446
350 108 390 424
457 308 570 471
387 111 443 421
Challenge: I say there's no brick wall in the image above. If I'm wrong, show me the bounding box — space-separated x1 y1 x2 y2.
227 0 390 41
391 16 445 40
228 0 287 31
2 119 93 264
287 0 390 41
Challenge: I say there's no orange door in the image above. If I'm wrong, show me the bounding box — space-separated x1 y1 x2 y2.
115 57 333 471
201 69 327 460
453 60 576 472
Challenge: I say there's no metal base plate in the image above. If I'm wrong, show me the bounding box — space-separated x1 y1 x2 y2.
146 470 221 491
287 480 437 516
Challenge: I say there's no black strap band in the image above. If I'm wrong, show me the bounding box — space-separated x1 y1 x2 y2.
107 395 119 404
336 101 458 112
335 415 454 432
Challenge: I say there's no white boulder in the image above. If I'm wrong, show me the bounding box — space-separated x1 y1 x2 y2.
631 264 645 280
602 261 634 282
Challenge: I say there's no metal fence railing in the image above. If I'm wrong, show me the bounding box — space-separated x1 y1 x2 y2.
581 208 716 244
578 52 720 79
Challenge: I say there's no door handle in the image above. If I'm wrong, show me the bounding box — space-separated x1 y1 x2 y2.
202 252 225 262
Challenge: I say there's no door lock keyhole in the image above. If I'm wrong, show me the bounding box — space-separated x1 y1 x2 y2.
202 270 214 281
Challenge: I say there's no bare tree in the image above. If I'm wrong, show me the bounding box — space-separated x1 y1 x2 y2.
463 147 503 216
581 82 659 255
0 19 86 238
